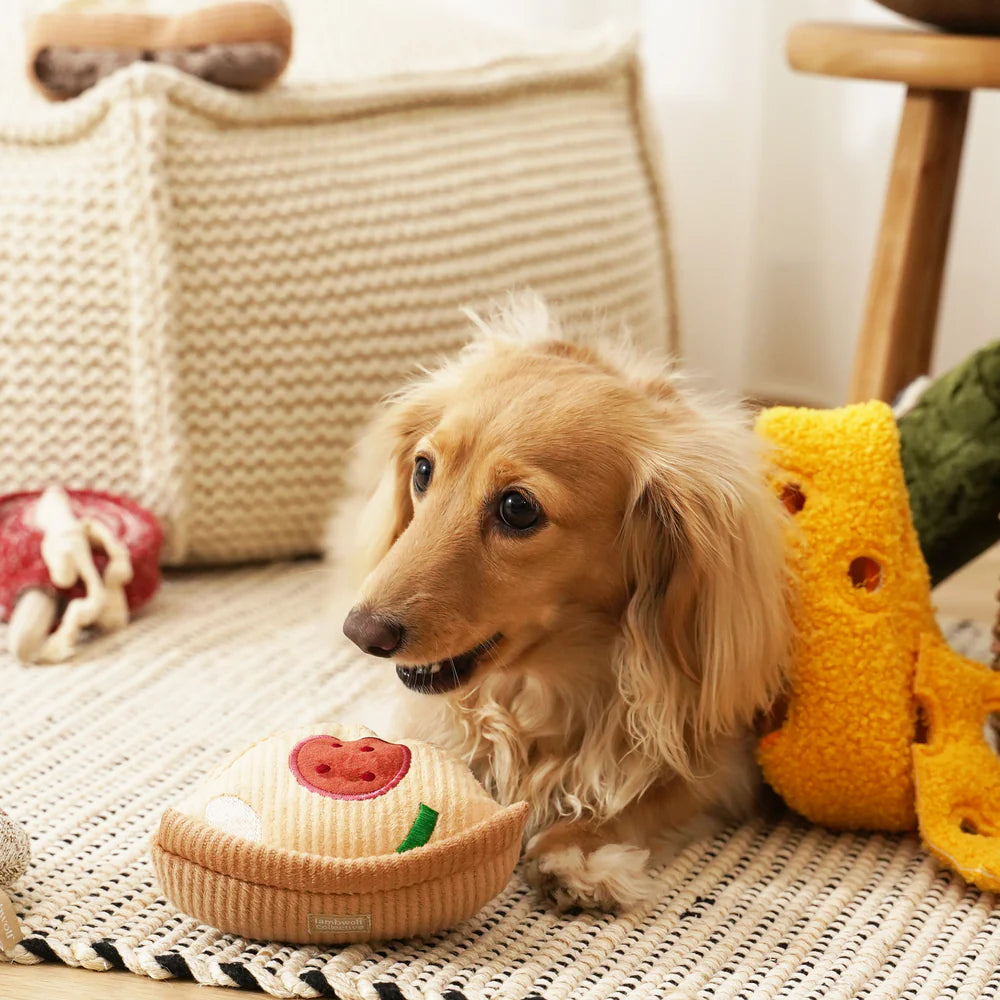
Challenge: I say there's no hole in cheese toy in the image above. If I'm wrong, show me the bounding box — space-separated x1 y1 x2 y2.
151 725 529 944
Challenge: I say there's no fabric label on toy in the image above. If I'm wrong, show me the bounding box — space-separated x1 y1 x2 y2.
0 888 23 955
308 913 372 935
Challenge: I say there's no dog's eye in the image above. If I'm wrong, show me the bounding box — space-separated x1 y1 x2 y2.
498 490 540 531
413 456 433 494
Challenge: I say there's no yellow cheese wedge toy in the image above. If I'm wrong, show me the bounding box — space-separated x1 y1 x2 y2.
755 401 1000 890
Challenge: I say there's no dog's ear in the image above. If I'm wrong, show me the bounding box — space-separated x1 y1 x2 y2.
327 379 446 597
614 405 791 780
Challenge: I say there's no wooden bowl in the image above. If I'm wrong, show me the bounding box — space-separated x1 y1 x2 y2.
874 1 1000 35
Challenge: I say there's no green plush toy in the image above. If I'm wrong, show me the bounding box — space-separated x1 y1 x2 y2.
897 340 1000 585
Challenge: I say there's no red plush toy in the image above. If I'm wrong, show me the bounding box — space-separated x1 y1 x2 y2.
0 487 162 663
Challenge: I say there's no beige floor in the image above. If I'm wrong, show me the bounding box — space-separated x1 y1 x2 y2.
3 546 997 1000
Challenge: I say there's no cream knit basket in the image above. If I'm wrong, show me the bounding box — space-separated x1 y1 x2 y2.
0 32 675 564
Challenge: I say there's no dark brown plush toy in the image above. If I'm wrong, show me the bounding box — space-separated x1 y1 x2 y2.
26 0 293 100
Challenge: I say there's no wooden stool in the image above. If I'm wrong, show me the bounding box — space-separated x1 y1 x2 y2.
788 23 1000 402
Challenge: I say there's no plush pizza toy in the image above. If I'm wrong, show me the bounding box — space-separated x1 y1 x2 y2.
152 724 529 943
0 486 162 663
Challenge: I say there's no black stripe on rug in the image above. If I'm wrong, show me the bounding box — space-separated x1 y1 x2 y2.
19 935 57 963
374 983 409 1000
299 970 342 997
92 938 127 970
220 961 261 989
156 951 194 979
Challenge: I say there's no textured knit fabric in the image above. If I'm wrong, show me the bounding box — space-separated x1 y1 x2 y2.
755 403 938 832
4 561 1000 998
0 30 676 565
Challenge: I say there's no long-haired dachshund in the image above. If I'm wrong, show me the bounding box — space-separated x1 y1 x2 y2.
329 293 791 910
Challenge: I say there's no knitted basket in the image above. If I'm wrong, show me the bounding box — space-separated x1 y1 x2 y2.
0 36 675 565
151 725 529 943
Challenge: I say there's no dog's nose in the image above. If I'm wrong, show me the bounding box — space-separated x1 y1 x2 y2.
343 607 405 657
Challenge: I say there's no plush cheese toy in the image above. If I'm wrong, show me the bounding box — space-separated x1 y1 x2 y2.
755 401 1000 890
152 725 529 943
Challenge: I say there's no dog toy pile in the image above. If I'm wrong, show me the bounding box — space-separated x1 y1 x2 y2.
755 401 1000 890
25 0 294 100
0 486 162 663
152 724 529 943
0 808 30 957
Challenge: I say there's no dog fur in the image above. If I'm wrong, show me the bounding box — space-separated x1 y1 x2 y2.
328 293 792 910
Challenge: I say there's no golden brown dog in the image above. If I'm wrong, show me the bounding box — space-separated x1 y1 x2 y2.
329 293 792 910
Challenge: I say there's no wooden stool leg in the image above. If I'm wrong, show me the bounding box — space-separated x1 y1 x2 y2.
849 87 969 403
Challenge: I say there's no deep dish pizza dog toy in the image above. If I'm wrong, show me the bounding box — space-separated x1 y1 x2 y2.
0 486 162 663
152 724 529 943
755 402 1000 891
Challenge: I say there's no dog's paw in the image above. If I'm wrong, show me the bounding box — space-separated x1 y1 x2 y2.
525 837 654 912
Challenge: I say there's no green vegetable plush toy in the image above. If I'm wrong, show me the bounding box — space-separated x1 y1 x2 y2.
898 339 1000 584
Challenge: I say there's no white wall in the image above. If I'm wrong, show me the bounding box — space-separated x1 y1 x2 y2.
442 0 1000 404
638 0 768 394
644 0 1000 403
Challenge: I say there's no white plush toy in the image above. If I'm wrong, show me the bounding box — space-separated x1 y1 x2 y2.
0 808 29 956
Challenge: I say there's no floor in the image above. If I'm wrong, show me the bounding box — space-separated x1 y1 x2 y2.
4 545 997 1000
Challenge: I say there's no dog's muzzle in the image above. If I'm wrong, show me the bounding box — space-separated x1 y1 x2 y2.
395 634 502 694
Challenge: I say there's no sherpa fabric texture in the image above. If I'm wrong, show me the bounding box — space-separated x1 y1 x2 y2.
0 808 30 888
5 561 1000 999
0 4 676 565
152 724 529 942
755 402 939 832
913 635 1000 892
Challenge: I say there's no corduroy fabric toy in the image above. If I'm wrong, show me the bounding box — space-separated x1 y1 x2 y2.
755 401 1000 890
152 724 529 943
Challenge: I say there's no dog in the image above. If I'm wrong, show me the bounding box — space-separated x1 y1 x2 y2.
329 293 792 911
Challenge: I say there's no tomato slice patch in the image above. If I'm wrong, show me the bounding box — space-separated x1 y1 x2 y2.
288 735 411 800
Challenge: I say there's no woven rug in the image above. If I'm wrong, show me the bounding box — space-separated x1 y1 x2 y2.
3 561 1000 999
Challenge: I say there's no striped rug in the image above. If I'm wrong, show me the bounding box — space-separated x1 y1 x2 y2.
3 561 997 999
